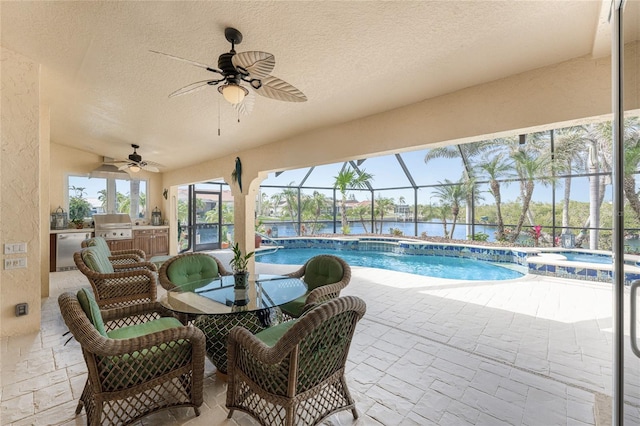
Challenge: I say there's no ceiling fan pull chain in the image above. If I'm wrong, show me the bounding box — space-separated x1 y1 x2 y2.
218 95 221 136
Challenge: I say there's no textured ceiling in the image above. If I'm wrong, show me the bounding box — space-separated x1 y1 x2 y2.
0 1 624 172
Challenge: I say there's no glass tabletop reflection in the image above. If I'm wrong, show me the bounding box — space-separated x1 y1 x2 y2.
159 274 307 315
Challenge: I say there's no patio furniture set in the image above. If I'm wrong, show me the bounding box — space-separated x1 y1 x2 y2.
60 236 365 425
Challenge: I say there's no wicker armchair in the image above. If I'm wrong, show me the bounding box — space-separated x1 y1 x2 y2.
226 296 366 426
81 236 147 267
75 247 158 309
281 255 352 318
58 290 205 425
158 252 232 291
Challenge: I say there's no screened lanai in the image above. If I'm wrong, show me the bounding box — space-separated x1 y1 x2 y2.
178 118 640 254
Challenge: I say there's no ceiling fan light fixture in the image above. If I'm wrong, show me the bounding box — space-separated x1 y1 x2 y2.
129 164 141 173
219 83 249 104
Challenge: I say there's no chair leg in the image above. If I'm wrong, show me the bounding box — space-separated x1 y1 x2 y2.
227 408 234 419
352 408 359 420
195 407 201 416
75 400 84 415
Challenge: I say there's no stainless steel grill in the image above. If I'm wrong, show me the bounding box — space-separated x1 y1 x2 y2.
93 213 133 240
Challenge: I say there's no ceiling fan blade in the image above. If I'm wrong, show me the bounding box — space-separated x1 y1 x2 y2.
117 164 131 171
233 90 255 116
168 79 222 98
141 163 160 173
253 76 307 102
150 50 223 74
232 51 275 78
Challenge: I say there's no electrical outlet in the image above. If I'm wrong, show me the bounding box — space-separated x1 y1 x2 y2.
4 258 27 269
15 303 28 316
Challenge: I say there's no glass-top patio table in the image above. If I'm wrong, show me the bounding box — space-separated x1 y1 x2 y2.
159 274 307 374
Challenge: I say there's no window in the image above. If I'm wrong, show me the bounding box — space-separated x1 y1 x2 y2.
68 175 147 222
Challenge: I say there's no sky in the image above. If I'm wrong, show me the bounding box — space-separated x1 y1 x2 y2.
70 148 610 208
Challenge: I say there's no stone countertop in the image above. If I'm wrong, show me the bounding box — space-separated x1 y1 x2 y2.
50 225 169 234
132 225 169 230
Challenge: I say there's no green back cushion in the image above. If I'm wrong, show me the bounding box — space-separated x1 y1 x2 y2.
81 247 114 274
304 256 344 290
77 288 107 337
255 319 298 347
84 237 111 257
167 255 219 285
107 317 183 339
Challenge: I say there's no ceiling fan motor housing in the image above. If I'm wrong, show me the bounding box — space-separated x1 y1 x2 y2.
128 152 142 163
218 52 241 84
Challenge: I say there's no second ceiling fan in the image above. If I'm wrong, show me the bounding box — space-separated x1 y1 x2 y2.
151 27 307 114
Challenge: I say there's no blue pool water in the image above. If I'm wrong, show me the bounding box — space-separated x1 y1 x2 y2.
257 248 523 280
560 252 612 264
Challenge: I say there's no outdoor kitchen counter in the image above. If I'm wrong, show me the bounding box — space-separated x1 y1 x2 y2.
132 225 169 230
50 225 169 234
50 228 94 234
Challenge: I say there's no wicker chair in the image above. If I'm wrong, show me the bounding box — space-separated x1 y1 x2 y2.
158 252 232 291
81 236 148 267
281 255 351 318
58 289 205 425
226 295 366 426
75 247 158 309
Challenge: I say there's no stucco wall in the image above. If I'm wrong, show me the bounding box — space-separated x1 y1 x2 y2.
1 47 41 336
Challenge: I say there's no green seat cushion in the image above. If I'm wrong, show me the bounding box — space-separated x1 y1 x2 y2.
167 255 219 286
304 257 344 290
77 288 107 337
100 317 188 391
84 237 111 257
81 246 114 274
255 319 298 347
107 317 183 339
280 295 308 318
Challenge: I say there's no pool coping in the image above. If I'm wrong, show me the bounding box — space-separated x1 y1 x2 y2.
262 236 640 285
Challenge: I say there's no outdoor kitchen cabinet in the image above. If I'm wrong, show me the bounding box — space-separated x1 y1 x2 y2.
133 228 169 259
105 239 134 252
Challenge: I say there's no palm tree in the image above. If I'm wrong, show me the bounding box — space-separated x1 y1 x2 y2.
621 118 640 220
333 167 373 234
425 141 493 236
433 180 465 239
269 192 283 217
577 122 613 249
552 127 589 233
351 204 371 233
97 189 107 211
475 153 512 241
509 149 552 242
374 196 395 234
281 184 300 234
306 191 330 235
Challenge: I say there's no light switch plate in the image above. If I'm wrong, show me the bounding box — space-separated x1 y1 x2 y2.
4 243 27 255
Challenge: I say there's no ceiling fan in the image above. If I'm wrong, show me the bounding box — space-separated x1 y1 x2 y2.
151 27 307 113
107 144 163 173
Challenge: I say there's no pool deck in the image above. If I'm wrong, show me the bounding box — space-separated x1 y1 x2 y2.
2 253 639 425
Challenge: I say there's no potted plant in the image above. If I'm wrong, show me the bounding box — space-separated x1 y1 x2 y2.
230 242 254 289
69 185 92 228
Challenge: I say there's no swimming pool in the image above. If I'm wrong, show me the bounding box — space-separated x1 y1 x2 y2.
257 248 524 280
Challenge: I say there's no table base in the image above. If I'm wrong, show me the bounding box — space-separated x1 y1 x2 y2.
194 307 283 374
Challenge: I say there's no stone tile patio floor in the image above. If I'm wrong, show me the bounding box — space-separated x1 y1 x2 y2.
2 254 639 425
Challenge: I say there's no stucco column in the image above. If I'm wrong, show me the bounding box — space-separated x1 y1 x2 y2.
226 161 267 275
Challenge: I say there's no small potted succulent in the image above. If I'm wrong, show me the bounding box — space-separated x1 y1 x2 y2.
230 242 254 289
